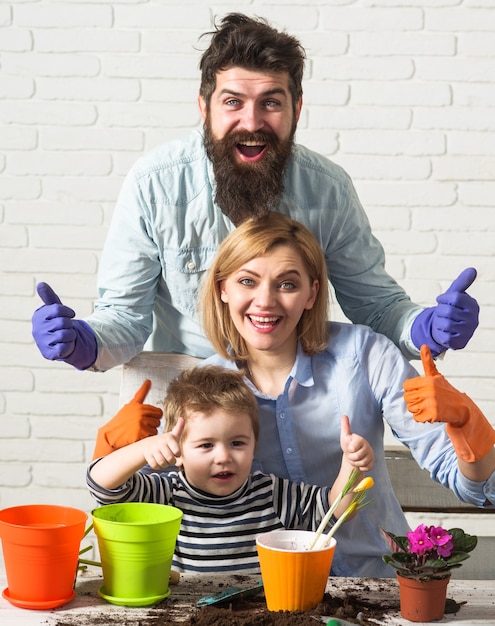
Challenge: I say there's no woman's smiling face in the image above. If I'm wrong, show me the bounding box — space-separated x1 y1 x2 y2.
220 245 319 357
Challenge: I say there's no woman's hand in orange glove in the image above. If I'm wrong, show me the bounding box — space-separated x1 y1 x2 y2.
92 379 163 459
404 345 495 462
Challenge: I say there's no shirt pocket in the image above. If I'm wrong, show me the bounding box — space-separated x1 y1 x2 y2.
163 246 217 315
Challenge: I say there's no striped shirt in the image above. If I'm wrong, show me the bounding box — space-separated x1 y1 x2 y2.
87 466 331 573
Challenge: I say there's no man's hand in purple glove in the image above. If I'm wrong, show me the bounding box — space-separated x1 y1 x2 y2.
411 268 479 357
31 282 98 370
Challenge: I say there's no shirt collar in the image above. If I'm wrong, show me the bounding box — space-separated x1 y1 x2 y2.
291 341 315 388
229 341 315 396
199 129 217 195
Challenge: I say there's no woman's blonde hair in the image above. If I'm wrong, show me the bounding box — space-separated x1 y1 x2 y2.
201 213 329 360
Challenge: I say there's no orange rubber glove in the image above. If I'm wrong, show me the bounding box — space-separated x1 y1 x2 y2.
92 379 163 460
404 345 495 462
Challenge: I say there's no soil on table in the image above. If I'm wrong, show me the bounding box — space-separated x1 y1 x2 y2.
48 570 466 626
186 583 400 625
51 579 401 626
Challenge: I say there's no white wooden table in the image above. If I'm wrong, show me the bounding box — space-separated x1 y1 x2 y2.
0 562 493 625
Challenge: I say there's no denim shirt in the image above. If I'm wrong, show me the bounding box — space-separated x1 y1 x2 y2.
205 322 495 578
88 130 421 371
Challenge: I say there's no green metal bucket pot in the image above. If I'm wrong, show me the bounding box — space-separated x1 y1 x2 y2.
91 502 182 607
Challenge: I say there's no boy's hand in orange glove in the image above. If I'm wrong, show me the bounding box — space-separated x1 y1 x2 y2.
403 345 495 462
92 379 163 459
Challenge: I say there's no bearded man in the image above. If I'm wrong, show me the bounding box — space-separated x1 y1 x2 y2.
32 13 479 377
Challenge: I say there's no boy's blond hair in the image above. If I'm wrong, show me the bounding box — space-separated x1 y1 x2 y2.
164 365 259 441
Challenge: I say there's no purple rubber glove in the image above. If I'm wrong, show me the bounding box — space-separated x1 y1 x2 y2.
32 282 98 370
411 268 479 357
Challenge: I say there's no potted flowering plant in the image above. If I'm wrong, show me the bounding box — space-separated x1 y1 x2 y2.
382 524 477 622
382 523 477 581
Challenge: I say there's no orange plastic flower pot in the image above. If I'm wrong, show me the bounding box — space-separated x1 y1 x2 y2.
256 529 336 612
0 504 88 610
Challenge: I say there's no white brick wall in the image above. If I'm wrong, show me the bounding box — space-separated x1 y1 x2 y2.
1 2 494 534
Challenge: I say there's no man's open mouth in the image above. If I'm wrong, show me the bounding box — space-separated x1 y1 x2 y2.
236 141 267 159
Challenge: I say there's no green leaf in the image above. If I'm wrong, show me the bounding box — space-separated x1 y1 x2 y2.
391 552 415 564
381 529 409 552
449 528 477 553
445 552 471 566
422 557 449 570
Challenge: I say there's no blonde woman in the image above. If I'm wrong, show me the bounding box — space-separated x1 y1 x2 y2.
200 212 495 577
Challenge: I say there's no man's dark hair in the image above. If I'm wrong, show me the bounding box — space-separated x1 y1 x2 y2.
199 13 306 111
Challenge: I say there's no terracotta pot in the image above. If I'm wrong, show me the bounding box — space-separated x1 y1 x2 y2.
397 574 450 622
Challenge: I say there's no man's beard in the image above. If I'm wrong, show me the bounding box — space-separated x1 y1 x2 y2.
204 120 295 226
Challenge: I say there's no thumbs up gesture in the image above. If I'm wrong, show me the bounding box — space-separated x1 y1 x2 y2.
143 417 185 470
31 282 97 370
92 380 163 459
410 268 479 356
340 415 374 472
404 345 495 462
403 345 467 425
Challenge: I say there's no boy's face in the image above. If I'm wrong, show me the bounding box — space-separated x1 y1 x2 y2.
179 408 256 496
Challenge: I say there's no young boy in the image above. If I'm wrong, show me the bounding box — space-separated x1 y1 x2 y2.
87 365 373 573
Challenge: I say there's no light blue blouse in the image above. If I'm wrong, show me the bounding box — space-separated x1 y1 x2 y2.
205 322 495 577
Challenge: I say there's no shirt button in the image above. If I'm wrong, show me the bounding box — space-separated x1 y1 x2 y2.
187 261 195 270
286 448 293 455
279 412 285 420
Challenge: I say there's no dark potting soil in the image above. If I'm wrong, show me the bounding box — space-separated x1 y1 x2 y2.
186 585 400 625
49 573 465 626
51 580 401 626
